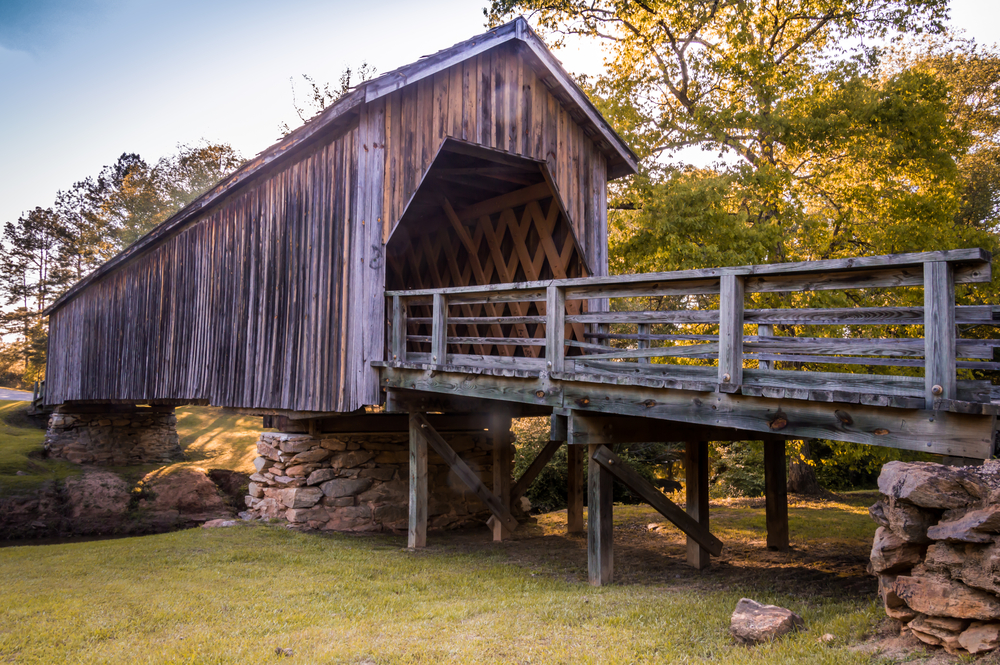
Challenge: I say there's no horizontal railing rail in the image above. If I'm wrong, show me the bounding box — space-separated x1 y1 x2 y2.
385 249 999 409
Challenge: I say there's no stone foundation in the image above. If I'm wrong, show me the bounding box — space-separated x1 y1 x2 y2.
244 428 496 532
871 460 1000 655
44 405 183 466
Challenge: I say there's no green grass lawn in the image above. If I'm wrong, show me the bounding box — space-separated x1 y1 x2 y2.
0 499 887 664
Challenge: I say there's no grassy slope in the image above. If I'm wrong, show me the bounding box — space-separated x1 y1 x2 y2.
0 501 884 664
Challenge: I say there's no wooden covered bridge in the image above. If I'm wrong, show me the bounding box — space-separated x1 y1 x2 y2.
41 18 1000 585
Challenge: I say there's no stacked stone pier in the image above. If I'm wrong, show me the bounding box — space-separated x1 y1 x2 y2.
44 404 182 465
872 461 1000 654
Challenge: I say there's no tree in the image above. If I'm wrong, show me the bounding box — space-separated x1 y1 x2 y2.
487 1 1000 494
278 63 377 136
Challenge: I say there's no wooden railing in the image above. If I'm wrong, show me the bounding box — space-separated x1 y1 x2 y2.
386 249 1000 410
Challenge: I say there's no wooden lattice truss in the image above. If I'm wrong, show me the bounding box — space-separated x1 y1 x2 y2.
387 191 588 358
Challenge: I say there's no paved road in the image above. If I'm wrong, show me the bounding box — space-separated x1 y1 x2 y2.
0 388 33 401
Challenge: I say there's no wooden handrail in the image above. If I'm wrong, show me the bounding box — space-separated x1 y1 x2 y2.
385 249 1000 405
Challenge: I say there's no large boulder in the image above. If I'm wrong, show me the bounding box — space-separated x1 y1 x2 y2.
730 598 804 644
878 462 987 510
140 467 233 526
870 497 938 544
959 622 1000 654
62 470 131 533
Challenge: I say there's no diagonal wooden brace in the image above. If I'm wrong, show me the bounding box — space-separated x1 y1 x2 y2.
486 437 563 532
591 446 723 557
411 413 519 534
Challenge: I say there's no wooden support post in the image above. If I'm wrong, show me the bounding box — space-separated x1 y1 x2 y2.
491 411 513 542
588 444 614 586
592 445 722 556
924 261 956 408
718 274 745 392
391 295 407 363
546 285 566 373
685 441 711 569
757 323 773 371
637 323 650 365
567 442 584 535
411 413 518 534
408 413 428 549
431 292 447 365
764 440 789 552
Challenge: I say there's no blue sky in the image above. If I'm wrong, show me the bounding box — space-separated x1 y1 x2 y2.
0 0 996 228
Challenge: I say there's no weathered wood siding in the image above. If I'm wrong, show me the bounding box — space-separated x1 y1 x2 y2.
47 123 368 411
379 43 608 276
46 43 612 413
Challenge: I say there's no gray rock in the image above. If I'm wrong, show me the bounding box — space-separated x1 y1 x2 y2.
278 487 324 509
870 527 925 574
306 468 339 486
878 461 987 510
959 621 1000 654
896 573 1000 620
730 598 804 644
290 448 330 464
320 478 373 498
928 507 1000 543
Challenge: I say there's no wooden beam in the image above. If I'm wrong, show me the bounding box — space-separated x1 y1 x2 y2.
592 445 723 557
764 440 789 552
410 413 519 534
686 441 711 569
491 411 513 541
454 182 552 223
568 413 790 444
588 444 614 586
378 365 996 457
925 261 956 408
408 414 428 549
391 295 407 363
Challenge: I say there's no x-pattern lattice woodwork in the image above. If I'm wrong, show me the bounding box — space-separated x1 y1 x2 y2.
387 194 587 358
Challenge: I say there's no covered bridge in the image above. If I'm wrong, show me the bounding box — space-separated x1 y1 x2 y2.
40 18 1000 586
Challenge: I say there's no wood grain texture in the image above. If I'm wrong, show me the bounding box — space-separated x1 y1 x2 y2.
685 441 711 569
588 444 614 586
764 440 789 552
408 413 428 549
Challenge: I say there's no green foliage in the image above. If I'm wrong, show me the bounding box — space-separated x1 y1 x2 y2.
512 417 568 513
712 441 766 498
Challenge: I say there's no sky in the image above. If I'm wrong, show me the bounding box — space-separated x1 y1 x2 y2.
0 0 997 228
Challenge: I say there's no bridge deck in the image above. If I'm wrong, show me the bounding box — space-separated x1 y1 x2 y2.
380 249 1000 584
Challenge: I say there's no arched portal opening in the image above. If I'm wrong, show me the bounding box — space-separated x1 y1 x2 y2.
386 140 590 360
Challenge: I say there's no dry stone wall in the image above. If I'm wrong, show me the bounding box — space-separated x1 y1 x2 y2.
871 460 1000 655
244 430 495 532
44 405 182 465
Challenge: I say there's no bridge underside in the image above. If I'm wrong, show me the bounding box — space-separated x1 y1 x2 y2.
378 361 998 585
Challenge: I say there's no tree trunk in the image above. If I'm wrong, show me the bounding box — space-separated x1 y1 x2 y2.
787 439 823 496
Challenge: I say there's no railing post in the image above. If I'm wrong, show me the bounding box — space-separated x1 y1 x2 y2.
431 292 447 365
637 323 650 365
391 295 407 363
924 261 956 408
757 323 773 370
546 285 566 373
718 274 745 391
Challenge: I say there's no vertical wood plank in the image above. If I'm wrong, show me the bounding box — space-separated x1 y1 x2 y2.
431 292 447 364
718 274 745 390
924 261 956 408
408 413 428 549
545 285 566 373
491 410 513 542
757 323 774 370
567 436 584 535
764 440 789 552
391 295 406 362
637 323 650 365
588 443 614 586
685 441 711 569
